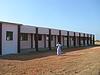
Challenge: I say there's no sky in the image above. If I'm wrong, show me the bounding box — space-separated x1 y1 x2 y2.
0 0 100 40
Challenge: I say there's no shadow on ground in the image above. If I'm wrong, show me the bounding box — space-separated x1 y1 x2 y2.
0 46 99 61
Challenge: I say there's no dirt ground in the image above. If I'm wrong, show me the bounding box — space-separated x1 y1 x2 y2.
0 46 100 75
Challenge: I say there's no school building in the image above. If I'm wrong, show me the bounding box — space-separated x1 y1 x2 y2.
0 21 95 55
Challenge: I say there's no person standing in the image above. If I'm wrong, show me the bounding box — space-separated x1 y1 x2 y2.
56 42 62 56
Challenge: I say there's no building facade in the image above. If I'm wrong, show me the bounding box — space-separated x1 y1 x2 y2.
0 21 95 55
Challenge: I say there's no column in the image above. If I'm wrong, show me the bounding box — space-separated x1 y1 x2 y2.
31 33 33 48
17 25 21 53
48 29 51 50
67 31 69 48
74 32 76 47
35 27 38 51
0 23 2 55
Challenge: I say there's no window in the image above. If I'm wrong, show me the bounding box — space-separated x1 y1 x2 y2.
46 35 53 41
6 31 13 41
21 33 28 41
38 34 42 41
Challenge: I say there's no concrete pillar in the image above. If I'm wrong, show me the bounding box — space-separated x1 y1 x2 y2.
79 33 81 47
87 34 89 46
0 23 2 55
48 29 51 50
74 32 76 47
90 34 92 46
35 27 38 51
93 35 95 45
31 34 33 48
44 34 46 48
58 30 61 44
55 35 56 47
17 25 21 53
67 31 69 48
83 33 85 46
63 36 64 46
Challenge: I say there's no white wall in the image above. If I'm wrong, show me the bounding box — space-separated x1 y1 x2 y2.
51 29 59 35
88 39 90 45
75 32 79 47
38 35 44 48
88 34 91 37
80 33 84 46
81 33 84 37
75 32 79 36
64 36 67 47
69 31 74 36
51 36 55 47
85 34 88 46
80 39 84 46
68 33 75 47
33 34 35 48
55 35 58 46
76 37 79 47
71 38 74 47
85 34 88 37
85 40 87 46
61 36 64 46
21 25 36 33
61 30 67 36
46 35 48 48
38 27 49 34
69 37 74 47
2 23 18 55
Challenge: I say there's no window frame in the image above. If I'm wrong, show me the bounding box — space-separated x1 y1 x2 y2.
6 31 13 41
20 33 28 41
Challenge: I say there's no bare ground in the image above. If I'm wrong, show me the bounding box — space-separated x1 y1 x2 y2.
0 46 100 75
